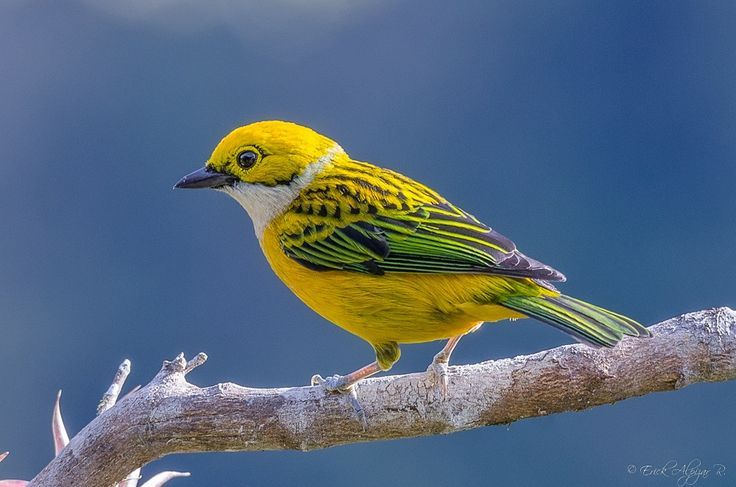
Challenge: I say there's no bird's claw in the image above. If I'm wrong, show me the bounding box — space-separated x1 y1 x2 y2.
311 374 367 429
310 374 349 392
426 361 449 400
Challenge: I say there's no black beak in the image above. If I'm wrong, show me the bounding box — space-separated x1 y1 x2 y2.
174 167 236 189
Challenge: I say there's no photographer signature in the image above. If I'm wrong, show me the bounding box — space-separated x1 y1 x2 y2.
627 459 726 486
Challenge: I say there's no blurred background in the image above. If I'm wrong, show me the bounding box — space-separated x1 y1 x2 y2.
1 0 735 485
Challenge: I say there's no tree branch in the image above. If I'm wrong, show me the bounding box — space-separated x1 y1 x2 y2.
28 307 736 487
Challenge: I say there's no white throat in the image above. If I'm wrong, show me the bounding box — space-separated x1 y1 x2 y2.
220 144 341 239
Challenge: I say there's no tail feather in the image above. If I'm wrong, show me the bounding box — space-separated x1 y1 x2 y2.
500 293 650 348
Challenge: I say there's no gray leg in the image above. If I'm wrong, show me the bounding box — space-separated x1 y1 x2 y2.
426 334 464 398
311 342 401 427
311 361 382 392
311 361 383 429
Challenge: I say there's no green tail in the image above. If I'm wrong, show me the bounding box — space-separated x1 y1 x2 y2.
500 294 651 347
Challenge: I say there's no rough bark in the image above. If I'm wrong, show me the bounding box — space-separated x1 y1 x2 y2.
29 307 736 487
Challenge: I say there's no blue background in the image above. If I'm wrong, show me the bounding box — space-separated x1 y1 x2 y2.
1 1 734 485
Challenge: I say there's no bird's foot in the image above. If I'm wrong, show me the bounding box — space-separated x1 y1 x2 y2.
310 373 350 392
425 359 450 400
311 374 367 429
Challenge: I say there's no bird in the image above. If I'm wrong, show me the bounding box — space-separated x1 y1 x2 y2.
175 120 650 398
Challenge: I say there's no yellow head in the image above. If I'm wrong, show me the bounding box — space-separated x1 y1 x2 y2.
175 121 345 236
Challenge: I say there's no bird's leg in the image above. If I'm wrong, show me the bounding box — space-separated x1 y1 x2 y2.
426 334 464 399
311 361 382 428
311 361 382 392
311 343 398 427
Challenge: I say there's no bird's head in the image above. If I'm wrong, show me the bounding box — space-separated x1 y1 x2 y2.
175 120 345 236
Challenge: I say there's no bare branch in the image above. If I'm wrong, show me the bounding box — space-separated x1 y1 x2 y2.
93 359 190 487
117 470 141 487
183 353 207 375
28 308 736 487
98 359 132 415
0 452 28 487
139 472 191 487
51 391 69 456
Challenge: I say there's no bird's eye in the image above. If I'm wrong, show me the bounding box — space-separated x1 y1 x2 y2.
237 150 259 169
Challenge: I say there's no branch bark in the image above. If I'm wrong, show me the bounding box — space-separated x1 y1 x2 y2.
29 307 736 487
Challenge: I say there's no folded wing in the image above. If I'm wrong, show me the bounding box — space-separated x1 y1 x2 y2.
280 198 565 282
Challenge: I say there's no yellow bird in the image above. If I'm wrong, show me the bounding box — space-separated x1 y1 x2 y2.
175 120 650 395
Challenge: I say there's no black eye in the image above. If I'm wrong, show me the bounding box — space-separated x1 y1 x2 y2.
237 150 259 169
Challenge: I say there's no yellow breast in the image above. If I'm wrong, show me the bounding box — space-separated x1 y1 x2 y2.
260 225 525 346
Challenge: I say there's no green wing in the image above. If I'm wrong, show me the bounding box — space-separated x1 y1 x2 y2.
280 200 565 282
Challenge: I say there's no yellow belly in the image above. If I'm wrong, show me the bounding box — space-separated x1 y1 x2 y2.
260 227 532 346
